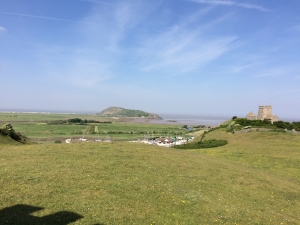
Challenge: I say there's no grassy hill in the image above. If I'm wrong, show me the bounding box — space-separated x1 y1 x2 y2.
98 106 162 119
1 129 300 224
0 134 23 145
0 124 31 145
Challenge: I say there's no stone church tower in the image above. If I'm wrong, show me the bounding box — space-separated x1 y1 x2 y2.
246 105 279 123
257 105 273 120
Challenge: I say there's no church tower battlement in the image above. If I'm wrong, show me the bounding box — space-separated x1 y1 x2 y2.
246 105 279 123
257 105 273 120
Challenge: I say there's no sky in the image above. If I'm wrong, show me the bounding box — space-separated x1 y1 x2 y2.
0 0 300 119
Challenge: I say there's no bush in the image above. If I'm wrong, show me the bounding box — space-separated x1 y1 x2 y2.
226 121 235 133
1 124 28 144
68 118 82 123
199 139 228 148
174 139 228 149
235 118 273 127
47 120 66 125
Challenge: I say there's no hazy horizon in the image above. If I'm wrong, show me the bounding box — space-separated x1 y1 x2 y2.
1 107 300 123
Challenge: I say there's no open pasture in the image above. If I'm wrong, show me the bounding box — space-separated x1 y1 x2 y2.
11 123 88 139
1 129 300 224
0 113 191 142
0 113 93 122
201 129 300 182
0 112 126 125
10 122 187 141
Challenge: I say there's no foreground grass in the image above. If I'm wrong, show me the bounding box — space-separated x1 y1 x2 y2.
1 132 300 224
0 135 23 146
202 129 300 182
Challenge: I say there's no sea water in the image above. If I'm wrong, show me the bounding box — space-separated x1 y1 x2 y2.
150 113 231 126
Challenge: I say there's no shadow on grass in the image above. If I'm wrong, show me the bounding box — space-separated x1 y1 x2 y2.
0 204 84 225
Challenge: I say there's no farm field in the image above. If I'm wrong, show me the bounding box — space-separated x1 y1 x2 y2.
0 113 193 142
11 122 189 142
0 112 117 122
1 128 300 224
0 113 91 123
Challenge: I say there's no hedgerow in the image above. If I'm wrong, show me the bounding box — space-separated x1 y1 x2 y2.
174 139 228 149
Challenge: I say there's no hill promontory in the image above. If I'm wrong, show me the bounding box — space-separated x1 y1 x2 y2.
98 107 162 119
0 124 30 144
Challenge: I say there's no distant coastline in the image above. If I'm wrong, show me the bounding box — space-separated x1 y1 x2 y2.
0 108 92 114
1 109 299 125
152 113 230 126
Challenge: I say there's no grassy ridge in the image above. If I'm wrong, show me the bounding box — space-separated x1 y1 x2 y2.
202 129 300 181
0 135 23 146
1 130 300 224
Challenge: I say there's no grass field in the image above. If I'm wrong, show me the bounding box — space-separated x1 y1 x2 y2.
0 113 117 122
202 129 300 181
11 122 189 141
1 128 300 224
0 113 192 142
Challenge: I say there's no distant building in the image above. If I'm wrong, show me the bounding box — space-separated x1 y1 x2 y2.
246 111 256 120
156 138 173 144
246 105 279 123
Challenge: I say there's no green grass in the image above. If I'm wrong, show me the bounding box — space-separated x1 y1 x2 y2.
0 135 23 146
174 139 228 149
0 113 118 122
0 113 82 122
11 123 88 138
1 129 300 224
1 112 203 144
1 120 188 141
201 129 300 181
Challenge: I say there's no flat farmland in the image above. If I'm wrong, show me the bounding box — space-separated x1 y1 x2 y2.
0 113 117 122
12 123 88 139
12 123 188 141
0 113 192 142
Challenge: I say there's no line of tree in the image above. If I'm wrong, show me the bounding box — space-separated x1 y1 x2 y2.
91 131 182 135
47 119 112 124
68 118 112 124
174 139 228 149
273 121 300 131
233 118 300 131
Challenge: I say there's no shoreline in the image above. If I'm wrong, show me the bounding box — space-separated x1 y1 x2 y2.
123 117 224 126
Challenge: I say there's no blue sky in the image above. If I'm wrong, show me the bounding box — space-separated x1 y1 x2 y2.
0 0 300 119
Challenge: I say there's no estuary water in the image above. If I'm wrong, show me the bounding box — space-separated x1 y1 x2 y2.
2 109 298 126
144 113 231 126
0 109 230 126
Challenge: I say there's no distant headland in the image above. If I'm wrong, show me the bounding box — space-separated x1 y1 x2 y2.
97 106 162 120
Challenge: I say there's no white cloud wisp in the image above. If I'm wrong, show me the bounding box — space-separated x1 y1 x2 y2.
0 26 6 32
187 0 270 12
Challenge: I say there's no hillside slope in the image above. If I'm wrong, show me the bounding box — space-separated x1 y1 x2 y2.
1 131 300 224
0 135 23 145
98 106 162 119
0 124 30 145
